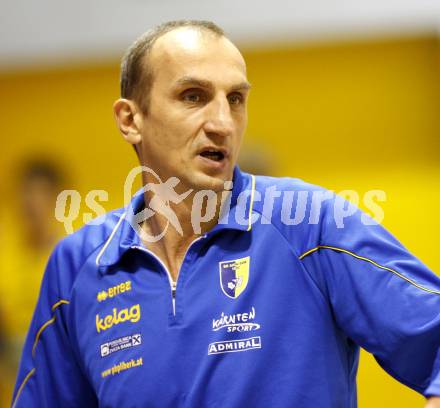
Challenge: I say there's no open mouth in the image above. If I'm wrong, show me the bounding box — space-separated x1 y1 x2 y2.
199 148 226 162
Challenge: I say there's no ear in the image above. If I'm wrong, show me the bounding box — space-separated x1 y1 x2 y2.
113 98 143 145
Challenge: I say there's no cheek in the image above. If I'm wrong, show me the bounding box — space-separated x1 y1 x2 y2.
152 112 199 149
234 113 247 138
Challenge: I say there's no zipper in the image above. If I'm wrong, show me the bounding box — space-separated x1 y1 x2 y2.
171 281 177 312
131 235 206 316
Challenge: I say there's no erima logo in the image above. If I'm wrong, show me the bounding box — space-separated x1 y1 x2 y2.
208 336 262 355
96 304 140 333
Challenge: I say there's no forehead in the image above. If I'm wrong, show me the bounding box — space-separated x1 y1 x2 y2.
148 28 248 87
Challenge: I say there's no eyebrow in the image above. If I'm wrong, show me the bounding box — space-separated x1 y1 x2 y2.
175 76 252 92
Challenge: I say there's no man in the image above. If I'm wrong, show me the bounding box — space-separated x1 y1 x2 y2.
12 20 440 407
0 159 65 407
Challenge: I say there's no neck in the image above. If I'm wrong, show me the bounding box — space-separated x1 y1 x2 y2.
139 187 230 281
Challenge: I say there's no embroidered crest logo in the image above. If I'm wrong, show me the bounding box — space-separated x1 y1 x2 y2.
219 256 250 299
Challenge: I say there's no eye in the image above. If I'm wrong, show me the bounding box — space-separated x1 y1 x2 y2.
228 92 244 105
181 89 206 104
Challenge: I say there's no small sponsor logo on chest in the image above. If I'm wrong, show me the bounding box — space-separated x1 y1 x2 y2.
100 333 142 357
96 304 140 333
97 280 132 302
212 307 261 332
208 336 262 355
101 357 143 378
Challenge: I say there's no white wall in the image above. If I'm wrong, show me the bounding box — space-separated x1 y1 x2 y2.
1 0 440 70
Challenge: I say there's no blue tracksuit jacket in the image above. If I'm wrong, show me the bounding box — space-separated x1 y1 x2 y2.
12 167 440 407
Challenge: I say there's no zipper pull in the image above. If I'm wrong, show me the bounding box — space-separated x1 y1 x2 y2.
171 282 177 315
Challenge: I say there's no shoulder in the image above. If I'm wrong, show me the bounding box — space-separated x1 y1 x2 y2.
250 173 337 256
252 173 327 196
47 208 125 297
249 173 383 257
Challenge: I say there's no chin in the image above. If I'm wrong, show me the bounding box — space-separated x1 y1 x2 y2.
185 170 231 193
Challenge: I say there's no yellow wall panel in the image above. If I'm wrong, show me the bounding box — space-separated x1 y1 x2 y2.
1 34 439 406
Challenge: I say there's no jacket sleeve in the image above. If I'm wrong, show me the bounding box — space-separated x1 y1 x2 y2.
299 197 440 397
11 244 97 407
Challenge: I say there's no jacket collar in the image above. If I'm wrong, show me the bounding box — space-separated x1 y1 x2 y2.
96 166 256 268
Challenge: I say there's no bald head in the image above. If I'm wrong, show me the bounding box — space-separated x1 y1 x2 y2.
148 27 246 97
120 20 243 113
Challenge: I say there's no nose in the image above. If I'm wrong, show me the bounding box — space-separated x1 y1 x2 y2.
203 95 234 138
